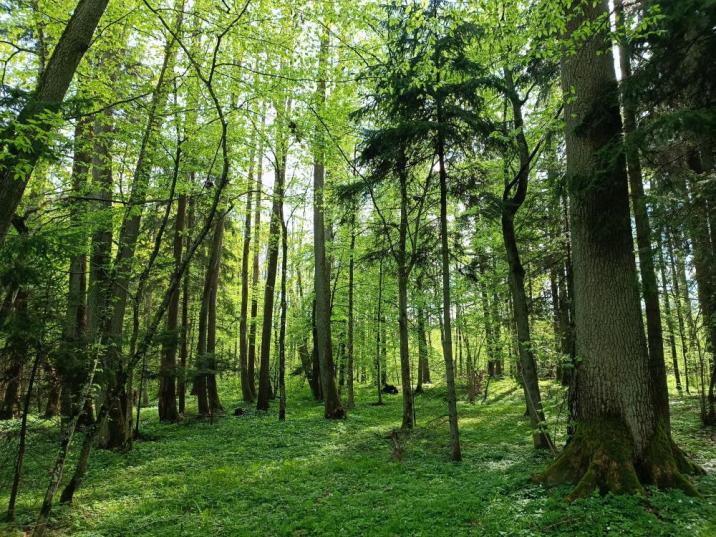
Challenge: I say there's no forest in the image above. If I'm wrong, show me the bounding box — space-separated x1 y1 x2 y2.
0 0 714 535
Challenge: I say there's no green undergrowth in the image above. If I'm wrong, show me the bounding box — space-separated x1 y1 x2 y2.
1 378 714 536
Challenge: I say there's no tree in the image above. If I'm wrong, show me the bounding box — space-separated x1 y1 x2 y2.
537 0 700 498
0 0 110 244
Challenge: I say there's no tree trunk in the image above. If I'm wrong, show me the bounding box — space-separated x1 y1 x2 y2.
278 206 288 421
58 119 90 417
0 0 109 245
240 114 264 402
397 168 414 428
616 0 669 420
416 279 428 394
436 103 461 461
195 214 225 418
500 66 552 450
312 28 344 419
256 122 288 411
375 259 384 405
346 212 356 409
178 195 194 415
247 138 264 402
206 213 225 415
657 229 682 391
158 193 185 422
538 0 700 498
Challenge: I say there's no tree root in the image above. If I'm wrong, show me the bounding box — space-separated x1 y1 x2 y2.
533 418 701 500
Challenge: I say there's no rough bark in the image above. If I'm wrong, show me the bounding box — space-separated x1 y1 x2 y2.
537 0 699 498
616 0 669 421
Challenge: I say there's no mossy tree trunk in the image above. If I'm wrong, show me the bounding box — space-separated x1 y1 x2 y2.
538 0 701 499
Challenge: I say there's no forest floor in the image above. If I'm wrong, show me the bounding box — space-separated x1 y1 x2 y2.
1 378 715 536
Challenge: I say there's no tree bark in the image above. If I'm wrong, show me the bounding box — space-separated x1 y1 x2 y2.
616 0 669 421
538 0 700 498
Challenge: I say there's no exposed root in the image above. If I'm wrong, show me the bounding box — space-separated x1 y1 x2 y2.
325 406 346 419
534 418 700 500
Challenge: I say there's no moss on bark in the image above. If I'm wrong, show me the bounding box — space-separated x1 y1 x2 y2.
534 418 701 500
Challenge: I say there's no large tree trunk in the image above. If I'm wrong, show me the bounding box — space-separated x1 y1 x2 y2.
158 194 185 422
0 0 109 244
206 213 225 415
538 0 700 499
278 206 288 421
374 259 384 406
178 195 194 415
616 0 669 421
194 215 226 418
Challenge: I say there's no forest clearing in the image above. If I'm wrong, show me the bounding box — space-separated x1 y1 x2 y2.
0 0 715 535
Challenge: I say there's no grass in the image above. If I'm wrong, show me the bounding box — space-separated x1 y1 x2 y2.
1 377 714 536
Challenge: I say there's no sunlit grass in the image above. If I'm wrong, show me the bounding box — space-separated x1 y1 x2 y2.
1 377 714 536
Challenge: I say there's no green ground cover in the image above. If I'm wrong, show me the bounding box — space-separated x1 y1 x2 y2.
1 379 714 536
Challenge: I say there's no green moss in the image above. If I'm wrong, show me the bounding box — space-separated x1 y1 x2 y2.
537 416 702 501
